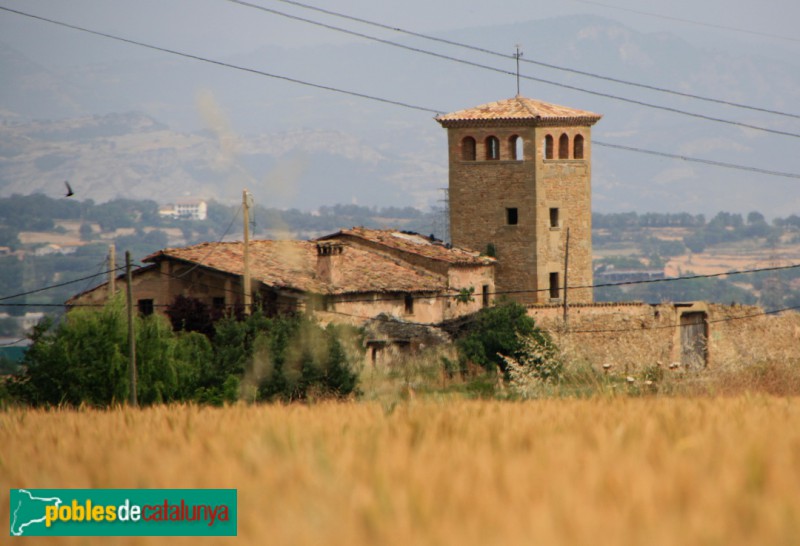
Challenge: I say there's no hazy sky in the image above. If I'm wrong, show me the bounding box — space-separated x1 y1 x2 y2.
1 0 798 67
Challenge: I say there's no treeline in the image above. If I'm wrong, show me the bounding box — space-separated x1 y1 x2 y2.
0 194 438 251
5 298 361 406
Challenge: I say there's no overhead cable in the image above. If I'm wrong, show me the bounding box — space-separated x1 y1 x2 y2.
223 0 800 138
267 0 800 119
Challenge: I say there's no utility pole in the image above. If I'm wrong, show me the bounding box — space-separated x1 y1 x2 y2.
108 244 116 298
242 189 252 316
125 251 137 407
563 228 570 327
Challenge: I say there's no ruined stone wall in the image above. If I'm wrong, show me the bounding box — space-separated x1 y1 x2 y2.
527 302 800 372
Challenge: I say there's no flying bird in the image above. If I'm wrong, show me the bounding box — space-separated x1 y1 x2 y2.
64 181 74 197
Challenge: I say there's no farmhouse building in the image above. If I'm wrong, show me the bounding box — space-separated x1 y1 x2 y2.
66 228 495 326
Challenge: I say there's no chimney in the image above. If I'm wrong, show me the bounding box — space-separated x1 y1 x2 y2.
316 242 345 286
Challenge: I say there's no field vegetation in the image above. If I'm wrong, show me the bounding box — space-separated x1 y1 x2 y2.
2 397 800 545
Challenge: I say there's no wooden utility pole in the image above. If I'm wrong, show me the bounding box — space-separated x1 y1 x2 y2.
125 251 138 407
108 244 116 298
563 228 570 327
242 189 252 316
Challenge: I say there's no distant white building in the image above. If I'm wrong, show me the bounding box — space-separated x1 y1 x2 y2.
159 199 208 221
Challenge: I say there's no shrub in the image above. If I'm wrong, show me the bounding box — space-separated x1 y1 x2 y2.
456 301 554 375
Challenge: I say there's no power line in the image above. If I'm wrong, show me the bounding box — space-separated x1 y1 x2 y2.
593 141 800 179
0 266 126 303
0 6 441 115
566 303 800 335
223 0 800 139
570 0 800 44
3 5 800 179
174 204 243 279
269 0 800 120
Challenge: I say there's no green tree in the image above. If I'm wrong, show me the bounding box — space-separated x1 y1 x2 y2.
456 301 556 376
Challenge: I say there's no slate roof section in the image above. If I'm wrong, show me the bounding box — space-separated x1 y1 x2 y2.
143 239 446 295
319 227 495 266
436 96 602 127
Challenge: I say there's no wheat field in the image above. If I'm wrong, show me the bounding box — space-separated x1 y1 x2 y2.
3 397 800 545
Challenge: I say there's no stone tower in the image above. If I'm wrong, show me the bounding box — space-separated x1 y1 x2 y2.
436 96 601 304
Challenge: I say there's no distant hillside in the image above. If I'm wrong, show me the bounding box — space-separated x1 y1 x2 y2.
1 14 799 214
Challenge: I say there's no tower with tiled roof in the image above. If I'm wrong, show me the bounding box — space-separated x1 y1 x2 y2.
436 96 601 305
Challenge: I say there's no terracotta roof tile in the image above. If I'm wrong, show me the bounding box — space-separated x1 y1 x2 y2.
436 96 601 126
319 227 495 266
143 239 447 295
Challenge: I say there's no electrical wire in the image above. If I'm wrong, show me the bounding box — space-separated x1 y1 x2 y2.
593 141 800 179
3 6 800 179
0 266 126 303
174 204 243 279
222 0 800 139
0 6 441 115
267 0 800 119
570 0 800 44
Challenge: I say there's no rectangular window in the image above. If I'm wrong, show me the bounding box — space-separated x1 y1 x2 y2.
137 298 154 316
404 294 414 314
549 273 560 300
213 297 226 310
482 285 490 308
550 208 560 228
506 208 518 225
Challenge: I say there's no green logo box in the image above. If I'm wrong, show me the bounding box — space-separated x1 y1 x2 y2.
9 488 237 537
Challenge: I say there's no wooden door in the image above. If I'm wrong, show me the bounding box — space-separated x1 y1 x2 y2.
680 312 707 369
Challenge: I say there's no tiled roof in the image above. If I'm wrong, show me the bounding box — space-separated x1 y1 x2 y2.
143 239 446 295
319 227 495 266
436 96 602 126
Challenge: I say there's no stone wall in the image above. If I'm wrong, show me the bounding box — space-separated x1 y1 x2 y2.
526 302 800 372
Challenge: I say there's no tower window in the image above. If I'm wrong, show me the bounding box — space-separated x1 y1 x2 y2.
461 136 476 161
544 135 554 159
486 136 500 160
509 135 523 160
550 208 560 228
549 272 560 299
574 134 584 159
506 208 519 225
559 133 569 159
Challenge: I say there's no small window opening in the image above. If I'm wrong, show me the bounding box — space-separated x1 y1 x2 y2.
550 208 560 228
138 298 154 316
404 294 414 314
506 208 519 226
213 297 225 310
559 134 569 159
482 285 490 307
574 134 584 159
549 273 560 299
486 136 500 160
544 135 554 159
461 136 476 161
510 135 523 160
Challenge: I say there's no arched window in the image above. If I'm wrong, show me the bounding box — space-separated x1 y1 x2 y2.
574 134 584 159
461 136 476 161
486 136 500 160
559 134 569 159
509 135 523 160
544 135 554 160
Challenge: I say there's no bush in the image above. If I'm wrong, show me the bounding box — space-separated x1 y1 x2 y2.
456 301 557 377
7 300 362 407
